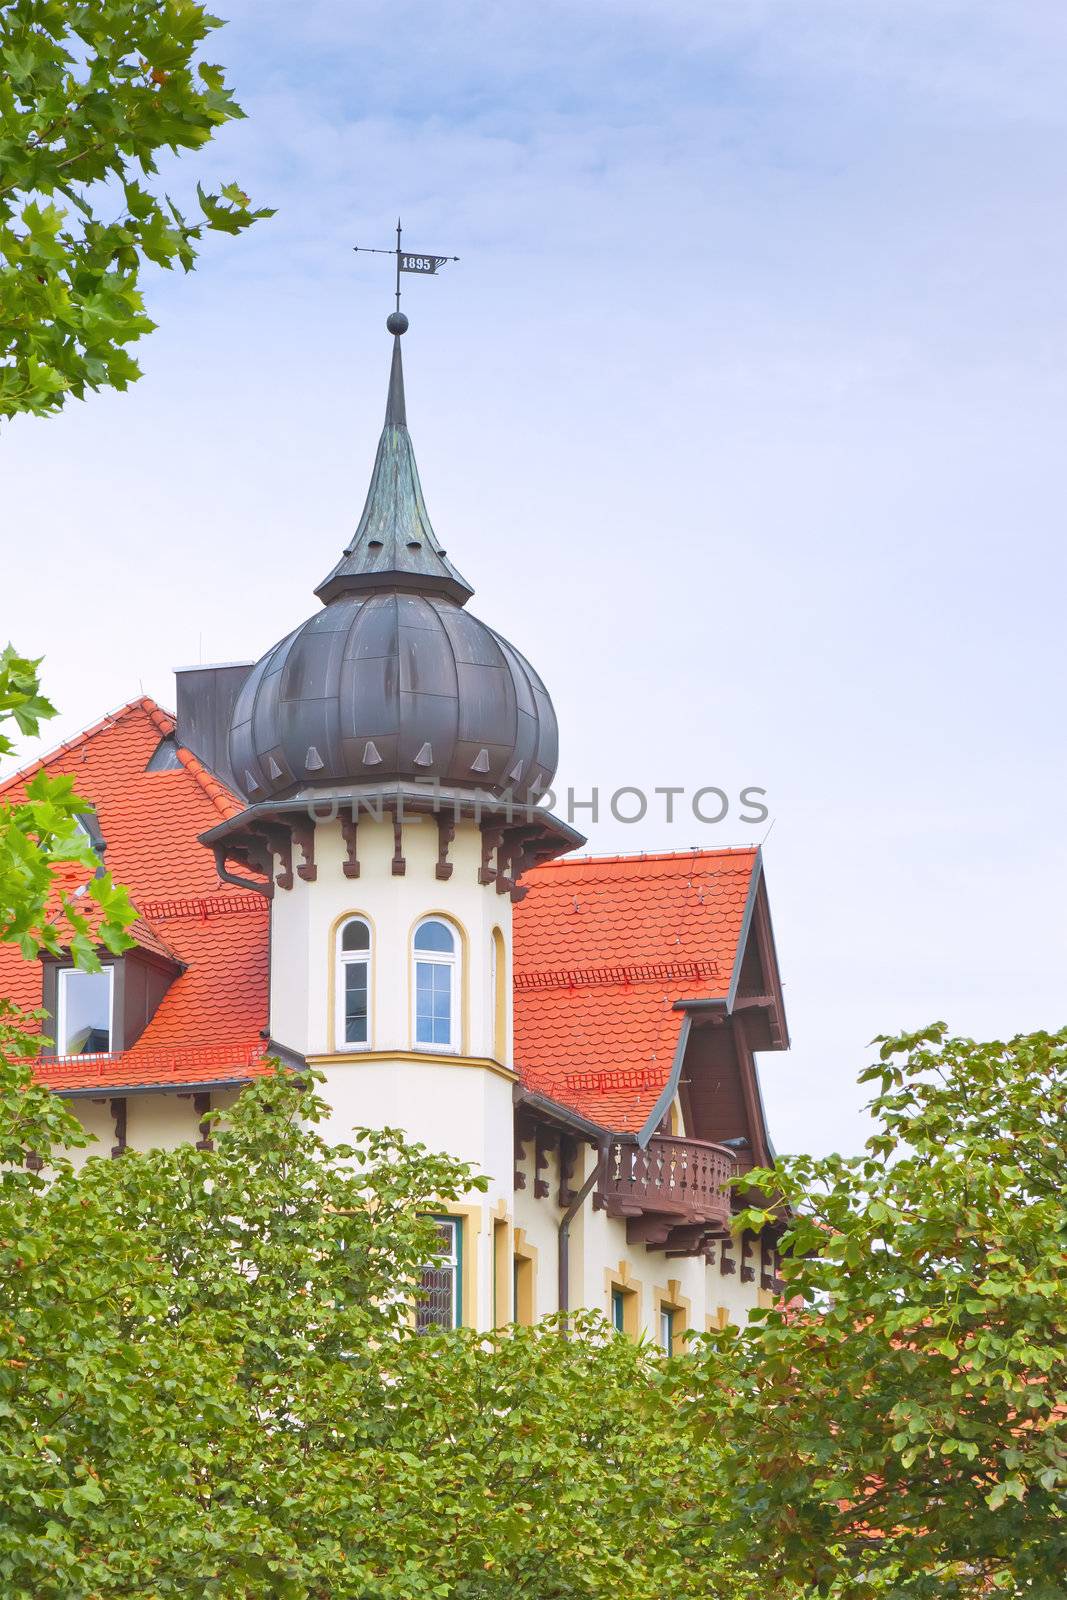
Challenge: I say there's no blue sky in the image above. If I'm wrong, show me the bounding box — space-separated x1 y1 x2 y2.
5 0 1066 1156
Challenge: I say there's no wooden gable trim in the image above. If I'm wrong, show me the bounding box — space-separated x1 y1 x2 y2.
732 1011 771 1170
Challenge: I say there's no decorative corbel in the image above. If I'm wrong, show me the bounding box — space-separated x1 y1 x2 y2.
391 813 406 876
740 1229 756 1284
720 1238 736 1276
435 815 455 881
478 825 505 886
339 813 360 879
110 1096 127 1158
557 1134 578 1207
495 838 516 896
514 1118 533 1190
257 825 293 891
534 1126 554 1199
291 818 317 883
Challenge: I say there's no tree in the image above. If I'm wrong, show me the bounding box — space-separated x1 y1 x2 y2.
0 0 270 419
0 645 134 1037
0 1062 752 1599
690 1024 1067 1598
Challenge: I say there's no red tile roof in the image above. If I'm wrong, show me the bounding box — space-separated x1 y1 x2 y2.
0 699 270 1091
511 849 759 1131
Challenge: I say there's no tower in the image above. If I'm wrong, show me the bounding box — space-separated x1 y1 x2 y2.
200 314 581 1327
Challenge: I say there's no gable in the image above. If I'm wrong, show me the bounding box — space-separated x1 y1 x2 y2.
511 848 781 1135
0 699 271 1093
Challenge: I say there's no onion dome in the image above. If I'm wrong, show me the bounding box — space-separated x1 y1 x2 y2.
227 317 558 804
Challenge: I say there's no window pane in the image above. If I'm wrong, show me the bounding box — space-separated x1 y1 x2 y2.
59 969 110 1055
415 960 452 1045
414 919 454 953
659 1308 674 1351
612 1289 625 1332
344 961 368 1043
417 1219 459 1330
341 919 370 952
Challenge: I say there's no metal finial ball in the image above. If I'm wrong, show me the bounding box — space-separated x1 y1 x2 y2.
386 311 409 335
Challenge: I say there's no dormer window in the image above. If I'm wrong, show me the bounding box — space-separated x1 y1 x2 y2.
56 966 113 1056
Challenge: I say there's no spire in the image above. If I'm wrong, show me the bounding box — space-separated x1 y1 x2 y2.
315 313 474 608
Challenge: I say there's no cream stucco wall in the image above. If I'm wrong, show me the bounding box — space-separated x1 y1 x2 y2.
269 809 518 1330
62 1086 243 1170
270 812 512 1064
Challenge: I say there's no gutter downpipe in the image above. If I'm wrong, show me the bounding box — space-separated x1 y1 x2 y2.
558 1140 609 1340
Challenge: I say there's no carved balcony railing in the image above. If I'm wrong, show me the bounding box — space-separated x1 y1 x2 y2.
598 1135 736 1253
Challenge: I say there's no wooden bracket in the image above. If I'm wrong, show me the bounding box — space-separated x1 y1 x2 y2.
740 1229 756 1284
391 814 406 876
339 814 360 879
534 1126 554 1199
720 1239 736 1276
254 825 293 891
557 1134 578 1208
435 815 455 881
110 1096 127 1158
478 826 505 886
514 1118 533 1191
664 1223 713 1256
625 1215 674 1247
291 818 317 883
495 838 515 896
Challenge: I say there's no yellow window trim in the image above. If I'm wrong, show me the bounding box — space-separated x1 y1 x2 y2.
512 1226 539 1326
326 907 379 1053
305 1049 517 1083
652 1277 692 1356
407 910 469 1056
604 1259 642 1339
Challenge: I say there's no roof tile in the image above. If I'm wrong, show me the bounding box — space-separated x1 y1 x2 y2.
512 848 758 1131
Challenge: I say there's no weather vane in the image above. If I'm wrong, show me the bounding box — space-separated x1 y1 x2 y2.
353 218 459 319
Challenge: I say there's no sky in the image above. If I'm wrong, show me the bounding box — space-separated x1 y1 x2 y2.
4 0 1066 1158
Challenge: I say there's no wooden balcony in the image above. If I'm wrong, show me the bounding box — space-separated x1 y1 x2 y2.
598 1135 736 1253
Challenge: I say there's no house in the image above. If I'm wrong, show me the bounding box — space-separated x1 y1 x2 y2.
0 312 788 1345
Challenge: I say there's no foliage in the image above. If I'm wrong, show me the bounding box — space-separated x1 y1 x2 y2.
689 1024 1067 1598
0 1063 750 1599
0 644 134 974
0 0 271 418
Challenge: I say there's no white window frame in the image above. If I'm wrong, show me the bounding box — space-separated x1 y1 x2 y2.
336 916 372 1051
56 963 114 1058
411 917 460 1054
659 1305 676 1353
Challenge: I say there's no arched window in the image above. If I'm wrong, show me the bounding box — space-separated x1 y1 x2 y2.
413 917 459 1051
491 926 507 1062
337 917 372 1048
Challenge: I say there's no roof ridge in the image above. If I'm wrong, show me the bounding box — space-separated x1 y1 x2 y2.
527 845 759 871
170 742 244 821
0 695 173 796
